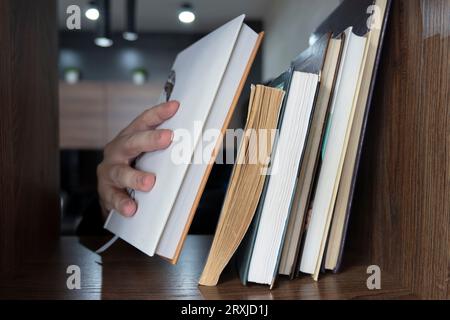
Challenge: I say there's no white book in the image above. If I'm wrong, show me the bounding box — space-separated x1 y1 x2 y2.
247 71 319 285
299 27 368 277
104 15 262 258
157 22 260 261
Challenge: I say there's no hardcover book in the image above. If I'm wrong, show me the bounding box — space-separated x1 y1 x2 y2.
104 15 263 261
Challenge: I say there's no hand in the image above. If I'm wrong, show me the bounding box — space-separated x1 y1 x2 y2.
97 100 180 218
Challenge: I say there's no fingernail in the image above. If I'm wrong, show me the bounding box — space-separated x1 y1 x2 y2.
159 130 166 140
170 130 174 142
122 199 136 217
142 175 155 188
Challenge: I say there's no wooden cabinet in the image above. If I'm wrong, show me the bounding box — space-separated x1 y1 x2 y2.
59 81 161 149
105 83 162 141
59 82 107 149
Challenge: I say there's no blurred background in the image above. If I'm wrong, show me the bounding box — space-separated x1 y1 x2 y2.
58 0 341 236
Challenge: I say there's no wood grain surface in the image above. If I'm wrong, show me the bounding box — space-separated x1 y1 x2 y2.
0 0 448 300
0 0 59 276
59 82 162 149
59 82 107 149
349 0 450 299
0 236 416 300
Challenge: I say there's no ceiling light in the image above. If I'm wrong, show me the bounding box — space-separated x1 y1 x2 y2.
95 0 113 47
85 8 99 20
85 1 100 21
123 0 138 41
94 37 113 47
123 31 138 41
178 3 195 24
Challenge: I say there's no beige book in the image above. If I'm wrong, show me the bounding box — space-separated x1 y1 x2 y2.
199 85 285 286
312 30 370 281
278 37 343 277
299 27 369 279
325 0 388 271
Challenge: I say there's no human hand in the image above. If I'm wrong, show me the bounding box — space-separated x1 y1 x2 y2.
97 100 180 218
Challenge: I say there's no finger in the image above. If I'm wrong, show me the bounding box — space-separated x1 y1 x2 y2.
108 164 156 192
119 101 180 136
108 187 137 217
118 129 174 161
97 183 111 220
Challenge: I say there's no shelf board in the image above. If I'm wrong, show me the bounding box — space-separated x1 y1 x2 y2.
0 235 417 300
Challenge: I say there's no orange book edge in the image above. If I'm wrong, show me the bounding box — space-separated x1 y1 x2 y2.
158 32 265 265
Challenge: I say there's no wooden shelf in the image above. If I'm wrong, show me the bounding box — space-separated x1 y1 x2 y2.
347 0 450 299
0 236 418 300
1 0 448 300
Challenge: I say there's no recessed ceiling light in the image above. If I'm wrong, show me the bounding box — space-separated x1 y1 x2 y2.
123 32 138 41
85 2 100 20
178 4 195 24
94 0 113 48
86 8 100 20
94 37 113 47
123 0 138 41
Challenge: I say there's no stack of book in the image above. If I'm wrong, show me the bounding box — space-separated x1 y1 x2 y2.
102 0 390 288
200 0 389 287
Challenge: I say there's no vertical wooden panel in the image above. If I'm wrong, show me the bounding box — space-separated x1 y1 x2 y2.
350 0 450 299
0 0 59 275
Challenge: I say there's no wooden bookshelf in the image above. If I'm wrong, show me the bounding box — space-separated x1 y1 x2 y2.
0 0 60 277
347 0 450 300
0 236 418 300
0 0 448 300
